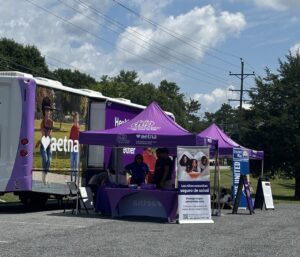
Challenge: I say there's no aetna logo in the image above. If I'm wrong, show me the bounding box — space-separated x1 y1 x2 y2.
115 117 129 127
41 136 79 153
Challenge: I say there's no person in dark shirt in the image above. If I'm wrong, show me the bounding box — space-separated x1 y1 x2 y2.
153 148 173 189
124 154 149 186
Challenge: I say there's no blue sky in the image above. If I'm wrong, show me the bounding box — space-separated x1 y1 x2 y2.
0 0 299 113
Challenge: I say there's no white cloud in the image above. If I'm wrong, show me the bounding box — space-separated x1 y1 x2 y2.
193 85 238 113
116 5 246 65
253 0 300 11
131 0 173 19
0 0 116 77
193 85 253 113
290 42 300 56
138 69 182 85
0 1 245 91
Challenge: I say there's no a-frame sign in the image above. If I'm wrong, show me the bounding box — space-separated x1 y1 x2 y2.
232 175 254 214
254 177 275 210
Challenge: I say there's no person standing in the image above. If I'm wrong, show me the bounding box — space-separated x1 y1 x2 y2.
143 148 157 183
124 154 149 186
153 148 173 189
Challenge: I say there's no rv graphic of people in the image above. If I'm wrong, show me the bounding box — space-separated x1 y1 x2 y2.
69 112 80 182
40 93 53 185
178 150 209 181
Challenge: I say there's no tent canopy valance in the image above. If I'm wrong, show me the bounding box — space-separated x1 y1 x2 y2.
198 123 263 160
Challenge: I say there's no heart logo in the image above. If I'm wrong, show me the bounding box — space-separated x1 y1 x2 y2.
41 136 51 150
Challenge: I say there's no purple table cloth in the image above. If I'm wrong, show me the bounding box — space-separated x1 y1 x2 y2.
96 187 178 222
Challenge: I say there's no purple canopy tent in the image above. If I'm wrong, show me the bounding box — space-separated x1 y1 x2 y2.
198 123 264 160
80 102 221 218
198 123 264 214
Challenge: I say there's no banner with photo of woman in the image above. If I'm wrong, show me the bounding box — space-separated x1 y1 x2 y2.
177 146 213 224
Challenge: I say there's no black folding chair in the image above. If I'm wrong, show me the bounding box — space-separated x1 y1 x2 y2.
78 186 94 214
64 182 90 214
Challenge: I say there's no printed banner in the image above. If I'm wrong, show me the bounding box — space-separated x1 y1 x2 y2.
232 148 249 208
177 147 213 224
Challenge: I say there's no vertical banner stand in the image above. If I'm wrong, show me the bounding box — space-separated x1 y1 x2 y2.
177 146 213 224
232 175 254 215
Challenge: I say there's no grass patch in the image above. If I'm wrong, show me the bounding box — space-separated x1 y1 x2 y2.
34 119 85 170
1 167 298 205
211 168 299 204
0 193 19 203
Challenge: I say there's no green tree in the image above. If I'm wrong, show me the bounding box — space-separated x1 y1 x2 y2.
51 69 97 116
245 52 300 198
0 38 50 77
97 72 200 130
185 98 202 132
52 69 96 89
203 103 239 137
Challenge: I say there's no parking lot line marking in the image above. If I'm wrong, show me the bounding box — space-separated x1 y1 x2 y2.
0 221 86 228
0 241 9 243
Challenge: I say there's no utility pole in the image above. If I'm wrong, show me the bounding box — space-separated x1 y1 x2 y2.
229 58 255 111
228 58 255 133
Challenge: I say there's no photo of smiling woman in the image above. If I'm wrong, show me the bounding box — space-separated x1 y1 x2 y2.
40 105 53 185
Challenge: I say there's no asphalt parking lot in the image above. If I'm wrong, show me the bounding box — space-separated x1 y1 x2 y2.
0 203 299 257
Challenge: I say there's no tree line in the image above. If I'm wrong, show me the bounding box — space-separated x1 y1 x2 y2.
0 38 299 198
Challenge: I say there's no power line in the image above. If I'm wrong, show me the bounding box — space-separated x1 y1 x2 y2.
111 0 241 68
59 0 227 84
44 54 101 79
73 0 229 74
0 54 59 80
23 0 223 86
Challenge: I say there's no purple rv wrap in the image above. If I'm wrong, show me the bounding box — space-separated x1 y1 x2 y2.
5 78 35 191
104 101 143 168
198 123 264 160
105 101 141 130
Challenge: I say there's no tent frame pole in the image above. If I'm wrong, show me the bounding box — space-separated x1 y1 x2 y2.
212 157 217 216
212 149 221 216
261 159 264 177
75 147 80 215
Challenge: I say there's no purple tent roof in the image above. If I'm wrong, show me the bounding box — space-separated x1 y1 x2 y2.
80 101 197 147
198 123 264 160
